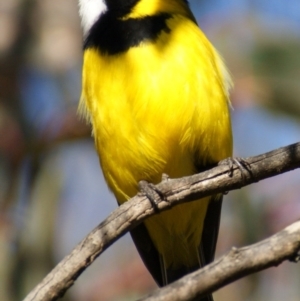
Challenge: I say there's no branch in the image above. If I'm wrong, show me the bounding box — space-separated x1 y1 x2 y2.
139 220 300 301
23 142 300 301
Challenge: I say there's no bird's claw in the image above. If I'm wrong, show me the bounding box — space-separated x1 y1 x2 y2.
138 180 166 209
219 157 251 181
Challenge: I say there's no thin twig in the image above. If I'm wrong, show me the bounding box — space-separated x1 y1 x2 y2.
23 142 300 301
139 220 300 301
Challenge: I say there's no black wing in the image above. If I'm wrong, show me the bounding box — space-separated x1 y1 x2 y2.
201 194 223 264
130 194 222 301
130 222 164 286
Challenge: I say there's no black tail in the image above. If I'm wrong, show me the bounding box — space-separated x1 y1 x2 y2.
130 195 222 301
163 258 214 301
198 295 214 301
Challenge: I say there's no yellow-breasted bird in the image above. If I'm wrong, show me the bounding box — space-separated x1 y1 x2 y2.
78 0 232 299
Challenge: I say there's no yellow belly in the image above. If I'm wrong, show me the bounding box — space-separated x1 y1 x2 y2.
80 15 233 269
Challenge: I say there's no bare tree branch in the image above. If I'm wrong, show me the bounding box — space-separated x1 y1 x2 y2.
23 142 300 301
139 220 300 301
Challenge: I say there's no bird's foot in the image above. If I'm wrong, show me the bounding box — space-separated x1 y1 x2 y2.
138 180 165 209
219 157 251 181
161 173 170 182
289 250 300 263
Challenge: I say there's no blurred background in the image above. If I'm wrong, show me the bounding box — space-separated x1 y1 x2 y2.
1 0 300 300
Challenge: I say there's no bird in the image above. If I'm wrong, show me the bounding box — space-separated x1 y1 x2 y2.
78 0 233 299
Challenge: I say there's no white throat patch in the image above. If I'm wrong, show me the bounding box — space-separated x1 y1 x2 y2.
78 0 107 36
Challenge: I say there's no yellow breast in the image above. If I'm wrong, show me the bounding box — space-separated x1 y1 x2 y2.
80 14 232 269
